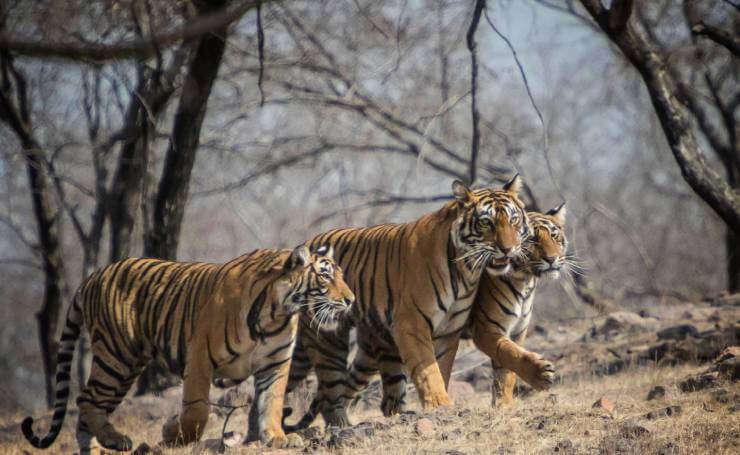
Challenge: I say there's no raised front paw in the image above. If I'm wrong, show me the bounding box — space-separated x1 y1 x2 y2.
263 431 304 449
521 353 555 390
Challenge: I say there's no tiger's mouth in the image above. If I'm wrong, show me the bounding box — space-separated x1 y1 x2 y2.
486 256 512 275
307 301 348 331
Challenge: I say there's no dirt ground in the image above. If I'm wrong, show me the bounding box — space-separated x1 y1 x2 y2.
2 300 738 454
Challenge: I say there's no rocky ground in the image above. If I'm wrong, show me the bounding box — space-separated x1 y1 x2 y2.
1 297 738 454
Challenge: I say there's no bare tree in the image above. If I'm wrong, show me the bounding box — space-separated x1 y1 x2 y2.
578 0 739 290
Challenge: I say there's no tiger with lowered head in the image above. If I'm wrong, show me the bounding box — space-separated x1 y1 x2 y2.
281 176 530 430
471 204 569 406
22 245 354 452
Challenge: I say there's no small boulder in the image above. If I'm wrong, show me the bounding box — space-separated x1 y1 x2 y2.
592 396 615 413
657 324 699 341
597 312 657 335
646 385 666 401
554 439 573 452
645 405 682 420
620 421 650 438
680 372 720 392
414 418 435 436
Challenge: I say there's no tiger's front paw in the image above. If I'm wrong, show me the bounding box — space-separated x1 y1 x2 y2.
421 391 453 410
263 430 304 449
521 353 555 390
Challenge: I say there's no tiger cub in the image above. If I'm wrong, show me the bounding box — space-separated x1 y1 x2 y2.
22 245 354 451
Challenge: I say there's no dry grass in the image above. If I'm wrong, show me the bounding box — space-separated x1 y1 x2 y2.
1 361 738 454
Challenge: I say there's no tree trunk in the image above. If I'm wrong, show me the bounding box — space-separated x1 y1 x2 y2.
137 17 228 395
580 0 740 234
24 141 68 408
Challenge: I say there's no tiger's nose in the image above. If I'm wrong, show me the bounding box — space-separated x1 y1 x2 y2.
544 256 556 264
344 297 354 307
501 245 514 256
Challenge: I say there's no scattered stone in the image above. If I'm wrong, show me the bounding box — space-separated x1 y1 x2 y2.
646 405 682 420
414 418 435 436
299 426 323 440
457 408 472 418
710 388 732 403
708 346 739 381
440 428 462 440
534 324 549 337
657 324 699 341
445 451 465 455
554 439 573 452
466 430 481 440
398 410 419 423
596 312 658 336
679 372 720 392
619 421 650 438
728 403 740 413
352 421 377 438
647 385 666 401
547 393 559 405
592 396 615 413
221 431 243 448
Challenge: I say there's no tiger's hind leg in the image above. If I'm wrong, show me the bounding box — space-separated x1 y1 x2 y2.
490 359 517 408
76 350 145 452
372 334 409 417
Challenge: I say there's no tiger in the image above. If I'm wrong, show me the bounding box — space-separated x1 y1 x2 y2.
308 204 568 421
21 245 354 452
280 176 530 430
470 204 568 407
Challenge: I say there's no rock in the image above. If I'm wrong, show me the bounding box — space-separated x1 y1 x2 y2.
647 385 666 400
597 312 657 335
534 324 549 337
299 426 323 440
398 410 419 423
728 404 740 413
414 418 435 436
554 439 573 452
352 421 376 437
592 396 615 413
646 405 682 419
448 380 475 400
620 421 650 438
457 408 472 418
709 346 740 381
680 372 720 392
657 324 699 341
445 451 465 455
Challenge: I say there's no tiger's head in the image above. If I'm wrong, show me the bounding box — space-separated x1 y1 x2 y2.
513 203 568 279
451 175 530 275
279 245 355 331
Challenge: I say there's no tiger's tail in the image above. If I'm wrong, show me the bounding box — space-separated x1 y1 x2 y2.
22 295 83 449
281 397 320 433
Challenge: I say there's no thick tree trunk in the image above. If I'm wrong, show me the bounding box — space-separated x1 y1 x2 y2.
0 50 68 408
580 0 740 234
137 16 228 395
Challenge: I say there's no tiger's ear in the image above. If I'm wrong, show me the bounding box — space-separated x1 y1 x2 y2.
546 202 567 225
285 245 311 271
503 173 523 196
316 244 334 260
452 180 475 206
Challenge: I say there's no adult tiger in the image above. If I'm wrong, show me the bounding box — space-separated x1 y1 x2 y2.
22 245 354 452
316 204 568 421
470 204 568 407
282 177 529 429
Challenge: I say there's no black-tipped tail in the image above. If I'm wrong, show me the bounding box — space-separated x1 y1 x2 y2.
22 297 81 450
